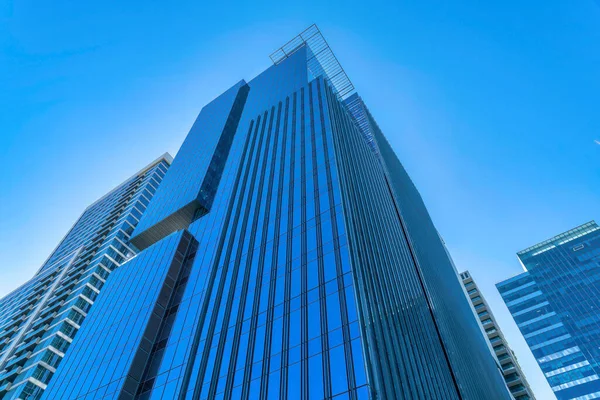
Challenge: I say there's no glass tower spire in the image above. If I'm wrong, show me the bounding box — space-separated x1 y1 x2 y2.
2 25 513 400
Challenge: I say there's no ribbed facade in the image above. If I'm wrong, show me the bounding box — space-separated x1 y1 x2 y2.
347 95 510 399
34 27 513 400
42 230 199 400
0 155 171 400
460 271 535 399
498 221 600 400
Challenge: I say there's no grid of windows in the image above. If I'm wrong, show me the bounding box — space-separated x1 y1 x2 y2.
359 94 511 399
37 29 512 400
43 52 370 400
179 80 367 400
498 221 600 400
41 231 198 400
461 271 536 399
0 156 171 400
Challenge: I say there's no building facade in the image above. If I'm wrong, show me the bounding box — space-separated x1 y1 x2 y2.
498 221 600 400
32 25 511 400
0 155 172 400
460 271 535 399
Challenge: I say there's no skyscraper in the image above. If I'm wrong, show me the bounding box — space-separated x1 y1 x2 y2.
7 25 513 400
498 221 600 400
0 154 172 400
460 271 536 399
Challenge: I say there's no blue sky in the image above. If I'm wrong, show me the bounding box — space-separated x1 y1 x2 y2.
2 1 599 398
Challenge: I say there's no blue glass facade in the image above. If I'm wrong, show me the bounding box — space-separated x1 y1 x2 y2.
38 27 510 400
0 155 171 400
130 82 250 250
498 221 600 400
42 230 199 400
332 90 509 399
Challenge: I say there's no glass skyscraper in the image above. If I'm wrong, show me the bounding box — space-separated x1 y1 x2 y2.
0 154 172 400
2 25 512 400
498 221 600 400
460 271 536 399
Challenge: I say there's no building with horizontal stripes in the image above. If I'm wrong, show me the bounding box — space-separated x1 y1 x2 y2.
498 221 600 400
0 155 172 400
460 271 535 399
40 25 512 400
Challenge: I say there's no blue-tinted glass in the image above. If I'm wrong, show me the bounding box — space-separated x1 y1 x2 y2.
20 27 513 400
0 157 171 400
498 221 600 400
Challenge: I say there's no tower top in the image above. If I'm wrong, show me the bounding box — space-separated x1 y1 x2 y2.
270 24 355 99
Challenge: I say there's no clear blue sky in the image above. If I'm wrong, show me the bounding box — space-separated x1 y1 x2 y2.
2 1 599 398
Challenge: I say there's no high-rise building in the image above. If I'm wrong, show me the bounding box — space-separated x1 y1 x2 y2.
497 221 600 400
34 25 511 400
0 154 172 400
460 271 535 399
